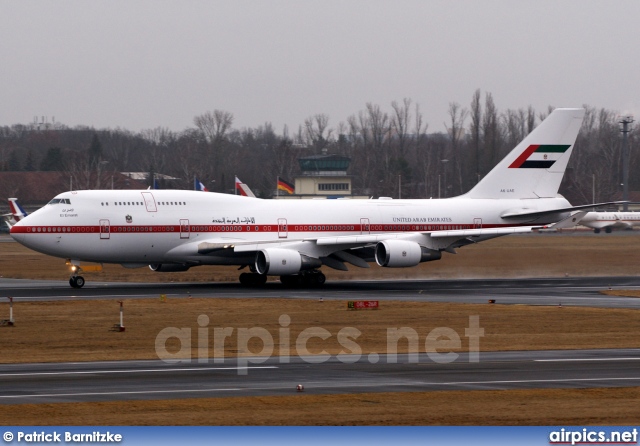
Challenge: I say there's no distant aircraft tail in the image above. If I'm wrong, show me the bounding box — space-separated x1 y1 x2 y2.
8 198 28 222
462 108 585 199
235 176 256 198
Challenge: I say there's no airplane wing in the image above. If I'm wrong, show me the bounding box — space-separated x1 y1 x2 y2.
159 213 583 272
428 226 540 238
178 225 544 259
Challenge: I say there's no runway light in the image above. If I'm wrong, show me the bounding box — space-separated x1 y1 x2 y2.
296 384 304 392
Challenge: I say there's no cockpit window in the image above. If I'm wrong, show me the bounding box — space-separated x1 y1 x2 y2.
48 198 71 205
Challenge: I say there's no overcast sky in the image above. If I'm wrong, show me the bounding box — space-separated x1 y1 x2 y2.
1 1 639 134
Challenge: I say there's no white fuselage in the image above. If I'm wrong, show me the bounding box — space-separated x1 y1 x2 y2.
10 189 570 266
580 212 640 231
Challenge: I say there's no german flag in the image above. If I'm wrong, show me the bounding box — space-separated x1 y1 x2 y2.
277 177 294 194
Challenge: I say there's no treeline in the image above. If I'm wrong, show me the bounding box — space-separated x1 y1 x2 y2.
0 89 636 204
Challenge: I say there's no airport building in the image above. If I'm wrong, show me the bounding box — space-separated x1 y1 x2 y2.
276 154 368 199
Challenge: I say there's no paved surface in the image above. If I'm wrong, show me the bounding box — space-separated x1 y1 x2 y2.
1 349 639 404
1 276 640 308
2 276 639 405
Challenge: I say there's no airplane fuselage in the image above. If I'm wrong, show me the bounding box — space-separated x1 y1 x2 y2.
580 211 640 231
10 189 571 266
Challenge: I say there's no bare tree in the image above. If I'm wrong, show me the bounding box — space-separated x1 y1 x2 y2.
482 93 501 172
391 98 412 160
193 110 234 191
304 114 333 153
413 103 430 197
469 89 482 184
445 102 468 196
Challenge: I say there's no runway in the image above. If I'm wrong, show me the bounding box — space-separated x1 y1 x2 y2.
1 276 639 405
1 349 639 404
2 276 640 308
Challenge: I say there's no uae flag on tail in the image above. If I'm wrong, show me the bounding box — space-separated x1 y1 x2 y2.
277 177 294 194
509 144 571 169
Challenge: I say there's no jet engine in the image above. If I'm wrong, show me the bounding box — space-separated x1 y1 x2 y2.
255 248 322 275
149 263 191 272
374 240 442 267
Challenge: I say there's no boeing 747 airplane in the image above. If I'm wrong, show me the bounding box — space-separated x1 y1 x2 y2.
11 108 608 288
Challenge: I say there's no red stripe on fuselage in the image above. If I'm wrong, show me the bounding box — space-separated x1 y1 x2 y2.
11 222 526 235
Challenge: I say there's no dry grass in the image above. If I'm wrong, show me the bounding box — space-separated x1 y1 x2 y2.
2 233 640 425
1 298 639 363
2 232 640 282
603 290 640 298
1 297 639 426
2 387 640 426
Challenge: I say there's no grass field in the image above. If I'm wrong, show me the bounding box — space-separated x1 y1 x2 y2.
1 233 639 425
2 232 640 283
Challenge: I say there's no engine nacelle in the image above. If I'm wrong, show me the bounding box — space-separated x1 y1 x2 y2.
149 263 191 272
374 240 442 268
255 248 322 275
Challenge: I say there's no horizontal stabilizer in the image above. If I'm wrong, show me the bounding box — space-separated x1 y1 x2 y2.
501 201 628 219
542 211 587 229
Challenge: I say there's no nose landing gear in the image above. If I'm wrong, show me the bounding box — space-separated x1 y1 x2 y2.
66 260 100 288
69 275 85 288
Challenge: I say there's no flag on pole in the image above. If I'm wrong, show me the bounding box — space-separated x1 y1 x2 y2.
235 176 256 198
195 177 209 192
277 177 294 194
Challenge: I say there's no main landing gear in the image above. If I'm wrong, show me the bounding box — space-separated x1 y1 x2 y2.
237 270 327 288
239 272 268 286
279 270 326 288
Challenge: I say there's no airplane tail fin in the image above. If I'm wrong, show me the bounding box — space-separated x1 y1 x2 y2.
463 108 585 199
8 198 28 221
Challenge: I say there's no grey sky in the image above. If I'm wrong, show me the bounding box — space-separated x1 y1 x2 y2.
1 0 639 134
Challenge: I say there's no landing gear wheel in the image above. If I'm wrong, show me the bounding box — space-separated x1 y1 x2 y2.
305 270 326 287
280 270 326 288
594 228 600 234
605 227 612 233
70 276 85 288
239 272 267 287
280 274 303 287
